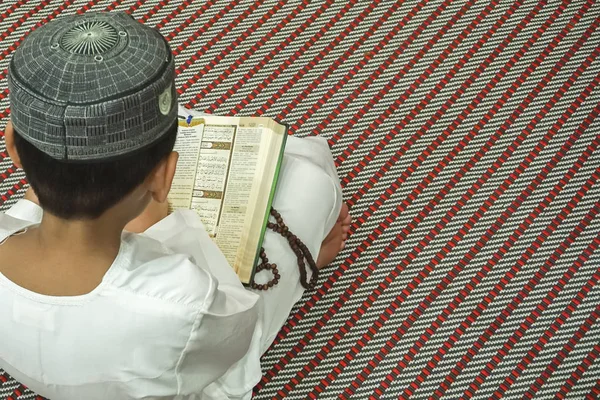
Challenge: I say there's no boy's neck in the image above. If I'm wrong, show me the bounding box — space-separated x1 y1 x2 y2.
34 211 126 261
0 210 129 297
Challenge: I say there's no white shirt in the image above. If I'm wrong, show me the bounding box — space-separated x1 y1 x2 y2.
0 200 264 399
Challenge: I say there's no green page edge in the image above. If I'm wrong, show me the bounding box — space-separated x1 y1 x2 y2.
243 122 289 287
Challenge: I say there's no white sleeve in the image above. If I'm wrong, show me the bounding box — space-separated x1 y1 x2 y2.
143 210 264 397
143 209 250 288
176 286 262 397
4 199 43 224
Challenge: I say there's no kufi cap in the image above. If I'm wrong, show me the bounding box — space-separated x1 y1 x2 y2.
8 12 177 161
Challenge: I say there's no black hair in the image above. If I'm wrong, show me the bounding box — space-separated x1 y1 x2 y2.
13 122 178 220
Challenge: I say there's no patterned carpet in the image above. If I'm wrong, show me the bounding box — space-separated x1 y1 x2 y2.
1 0 600 399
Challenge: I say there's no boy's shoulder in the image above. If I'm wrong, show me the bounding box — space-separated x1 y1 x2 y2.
107 231 216 310
0 204 216 311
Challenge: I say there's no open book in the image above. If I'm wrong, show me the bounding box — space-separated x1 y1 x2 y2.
168 107 288 285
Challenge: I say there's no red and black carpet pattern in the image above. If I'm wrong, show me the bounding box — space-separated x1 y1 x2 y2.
1 0 600 399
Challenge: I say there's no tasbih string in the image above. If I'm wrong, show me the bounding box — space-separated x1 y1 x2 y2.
251 208 319 291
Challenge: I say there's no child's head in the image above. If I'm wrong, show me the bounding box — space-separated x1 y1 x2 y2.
5 12 178 220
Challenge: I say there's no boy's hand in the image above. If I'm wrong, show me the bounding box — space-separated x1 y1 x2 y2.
124 199 169 233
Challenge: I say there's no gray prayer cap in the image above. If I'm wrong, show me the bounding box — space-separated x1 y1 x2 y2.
8 12 177 161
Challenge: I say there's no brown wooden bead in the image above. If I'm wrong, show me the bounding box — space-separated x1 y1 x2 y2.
253 207 319 291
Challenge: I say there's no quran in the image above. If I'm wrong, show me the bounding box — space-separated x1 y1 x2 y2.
168 108 288 285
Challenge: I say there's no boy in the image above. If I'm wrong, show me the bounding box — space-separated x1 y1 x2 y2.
0 12 350 399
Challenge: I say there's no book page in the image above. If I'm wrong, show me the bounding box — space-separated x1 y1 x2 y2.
169 121 204 210
190 125 236 236
233 119 286 280
215 126 261 270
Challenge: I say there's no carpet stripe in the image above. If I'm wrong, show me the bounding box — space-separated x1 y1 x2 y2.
178 0 300 99
0 0 29 25
153 0 195 30
0 179 26 204
338 69 600 400
420 59 600 400
344 0 591 234
584 380 600 400
0 0 53 42
538 338 600 399
338 0 556 191
522 308 600 399
493 306 600 400
242 0 391 119
258 0 523 356
172 0 252 62
261 0 588 366
347 79 600 399
185 0 333 110
321 0 492 157
225 0 376 118
300 0 555 394
281 0 454 134
256 9 593 392
163 0 218 42
425 195 600 398
456 238 600 400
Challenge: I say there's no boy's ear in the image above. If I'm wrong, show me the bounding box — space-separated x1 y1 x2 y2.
4 120 23 169
149 151 178 203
